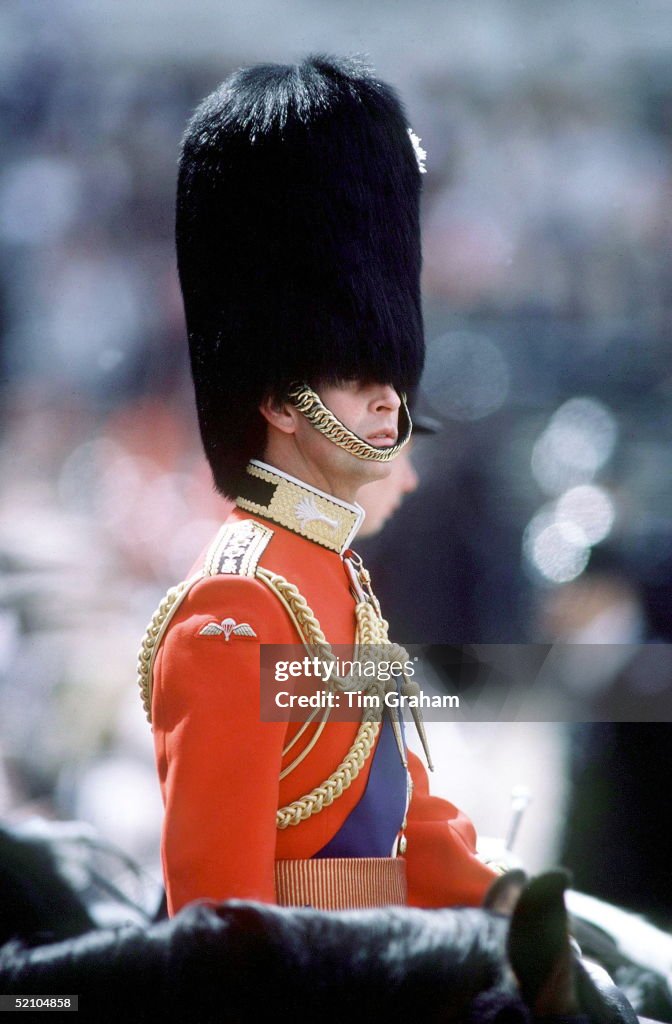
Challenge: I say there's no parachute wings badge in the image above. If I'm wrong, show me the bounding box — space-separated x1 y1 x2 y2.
198 617 257 642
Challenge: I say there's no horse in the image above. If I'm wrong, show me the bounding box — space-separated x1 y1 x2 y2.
0 820 660 1023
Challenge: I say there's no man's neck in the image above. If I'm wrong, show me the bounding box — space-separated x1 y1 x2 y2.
261 447 360 505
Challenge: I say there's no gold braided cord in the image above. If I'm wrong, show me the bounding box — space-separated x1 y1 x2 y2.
278 712 330 782
137 574 203 723
279 705 322 760
356 599 389 645
275 705 381 829
137 554 417 824
256 566 329 646
256 567 403 697
352 600 414 675
288 385 412 462
256 567 394 829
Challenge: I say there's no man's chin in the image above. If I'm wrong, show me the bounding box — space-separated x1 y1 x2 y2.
353 460 393 486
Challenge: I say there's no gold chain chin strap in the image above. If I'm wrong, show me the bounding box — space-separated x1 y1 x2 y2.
256 566 396 830
288 384 412 462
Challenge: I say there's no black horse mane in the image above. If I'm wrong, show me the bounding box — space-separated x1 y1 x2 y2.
0 820 655 1024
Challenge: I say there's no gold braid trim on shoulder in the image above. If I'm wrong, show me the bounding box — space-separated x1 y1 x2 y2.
255 566 388 831
137 574 203 723
137 518 274 725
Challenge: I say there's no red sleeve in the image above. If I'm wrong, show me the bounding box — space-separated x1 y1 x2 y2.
151 574 294 915
404 750 497 908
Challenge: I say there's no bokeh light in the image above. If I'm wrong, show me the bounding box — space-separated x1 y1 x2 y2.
423 331 510 421
0 157 80 246
556 484 615 545
523 509 591 584
531 397 618 496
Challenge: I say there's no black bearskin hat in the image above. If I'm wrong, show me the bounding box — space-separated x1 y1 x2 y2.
177 54 425 498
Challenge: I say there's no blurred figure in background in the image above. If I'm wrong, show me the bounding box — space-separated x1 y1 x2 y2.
356 393 437 538
539 545 672 927
357 396 566 873
357 450 420 539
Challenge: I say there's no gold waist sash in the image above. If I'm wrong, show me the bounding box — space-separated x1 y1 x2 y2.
274 857 407 911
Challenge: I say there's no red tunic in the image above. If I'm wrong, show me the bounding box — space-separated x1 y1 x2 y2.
150 467 496 915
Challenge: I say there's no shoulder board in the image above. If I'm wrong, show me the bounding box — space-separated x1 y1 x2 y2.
203 518 274 577
138 518 274 724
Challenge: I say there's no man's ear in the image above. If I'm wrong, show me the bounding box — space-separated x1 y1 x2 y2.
259 395 299 435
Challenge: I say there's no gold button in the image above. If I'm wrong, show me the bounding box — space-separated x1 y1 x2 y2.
399 835 407 855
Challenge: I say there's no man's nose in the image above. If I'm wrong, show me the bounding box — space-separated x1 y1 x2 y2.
371 385 401 413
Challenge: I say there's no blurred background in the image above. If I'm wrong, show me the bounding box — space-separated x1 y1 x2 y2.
1 0 671 922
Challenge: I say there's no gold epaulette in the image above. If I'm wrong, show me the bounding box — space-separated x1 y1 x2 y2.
136 519 274 723
203 518 274 577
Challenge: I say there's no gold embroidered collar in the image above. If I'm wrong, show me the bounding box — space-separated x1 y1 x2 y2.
236 460 365 555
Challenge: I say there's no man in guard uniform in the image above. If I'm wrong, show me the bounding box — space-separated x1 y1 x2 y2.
139 55 497 916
